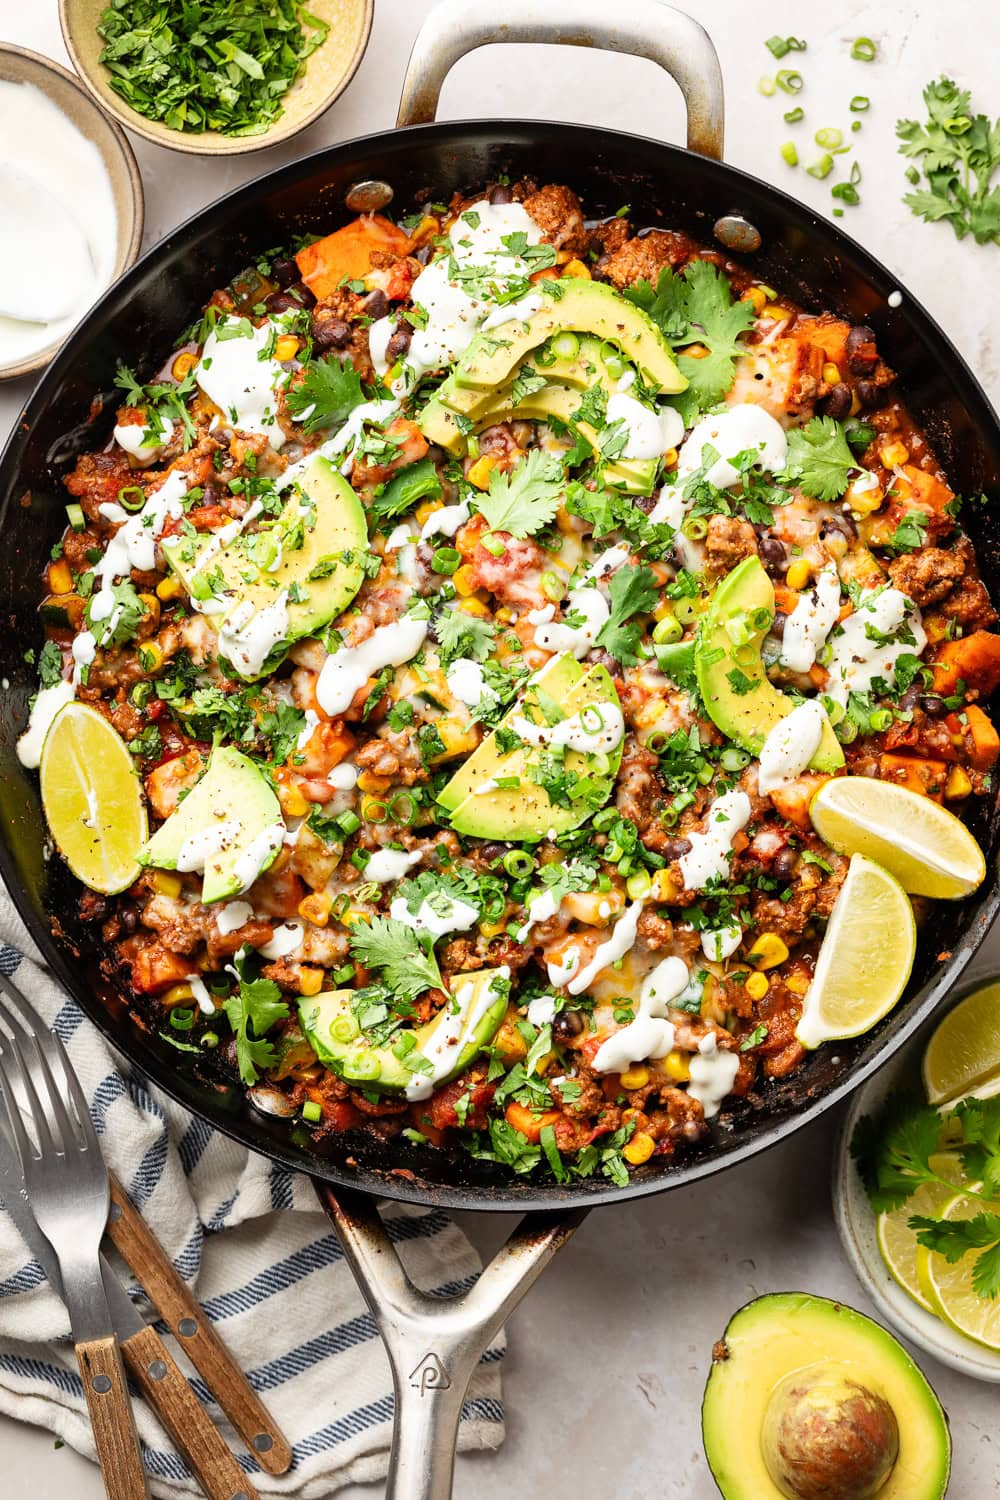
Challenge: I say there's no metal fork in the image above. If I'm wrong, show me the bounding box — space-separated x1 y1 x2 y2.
0 977 148 1498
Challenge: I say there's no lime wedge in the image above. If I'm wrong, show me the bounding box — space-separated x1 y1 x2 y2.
923 980 1000 1106
923 1189 1000 1350
795 853 915 1048
40 702 147 895
809 775 986 900
877 1153 965 1312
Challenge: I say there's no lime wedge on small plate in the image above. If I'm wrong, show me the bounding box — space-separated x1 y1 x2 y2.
40 702 146 895
923 980 1000 1106
922 1189 1000 1351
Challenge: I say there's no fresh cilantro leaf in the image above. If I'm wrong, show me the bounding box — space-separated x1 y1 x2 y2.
37 640 64 689
435 610 496 668
594 563 659 665
474 449 564 539
726 666 759 696
259 699 307 765
371 456 443 525
286 356 365 434
781 416 858 501
886 510 930 554
86 580 145 650
223 960 289 1086
113 362 198 450
897 77 1000 246
850 1090 944 1212
910 1212 1000 1300
349 916 443 1004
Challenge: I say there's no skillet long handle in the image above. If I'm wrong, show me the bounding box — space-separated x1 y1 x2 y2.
396 0 725 160
315 1184 586 1500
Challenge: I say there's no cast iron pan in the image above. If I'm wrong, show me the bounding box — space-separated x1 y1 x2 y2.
0 2 998 1220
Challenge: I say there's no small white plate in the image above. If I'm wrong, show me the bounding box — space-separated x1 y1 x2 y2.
833 1005 1000 1383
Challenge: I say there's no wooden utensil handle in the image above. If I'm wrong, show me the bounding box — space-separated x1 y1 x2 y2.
106 1175 292 1475
76 1334 149 1500
121 1324 259 1500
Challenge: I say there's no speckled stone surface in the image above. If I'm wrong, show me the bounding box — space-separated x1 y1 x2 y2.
1 2 999 1494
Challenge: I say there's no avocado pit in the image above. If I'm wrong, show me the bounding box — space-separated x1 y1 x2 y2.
760 1363 899 1500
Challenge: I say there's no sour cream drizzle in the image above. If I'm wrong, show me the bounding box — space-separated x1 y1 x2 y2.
566 899 645 997
592 954 688 1073
195 317 287 448
404 966 511 1102
389 891 480 939
366 847 423 883
316 616 429 717
757 700 830 796
16 681 74 769
679 791 753 891
826 587 926 704
687 1032 740 1119
781 564 842 674
511 701 626 756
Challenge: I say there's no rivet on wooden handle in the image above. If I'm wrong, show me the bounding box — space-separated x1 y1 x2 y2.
121 1324 260 1500
76 1333 149 1500
106 1174 292 1475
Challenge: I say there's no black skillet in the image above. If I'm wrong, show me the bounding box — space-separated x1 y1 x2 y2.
1 4 999 1492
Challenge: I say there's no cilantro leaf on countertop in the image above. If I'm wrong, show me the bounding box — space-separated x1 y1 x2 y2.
594 563 659 666
349 916 444 1005
897 77 1000 246
474 449 565 539
623 260 755 424
781 415 858 501
286 356 365 435
223 962 290 1086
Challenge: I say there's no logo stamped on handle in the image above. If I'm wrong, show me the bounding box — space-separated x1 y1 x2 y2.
409 1352 451 1396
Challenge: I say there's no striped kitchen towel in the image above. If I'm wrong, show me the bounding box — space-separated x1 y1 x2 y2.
0 892 504 1496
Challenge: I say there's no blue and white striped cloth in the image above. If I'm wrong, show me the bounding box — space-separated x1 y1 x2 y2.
0 893 504 1496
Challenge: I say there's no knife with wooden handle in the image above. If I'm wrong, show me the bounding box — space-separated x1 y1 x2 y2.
106 1174 293 1475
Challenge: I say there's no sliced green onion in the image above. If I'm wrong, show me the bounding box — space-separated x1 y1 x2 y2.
551 331 580 360
388 791 418 825
776 70 804 94
362 799 388 824
503 849 536 877
200 1030 219 1049
820 695 846 726
850 95 870 111
170 1007 195 1031
870 708 893 732
334 810 361 837
627 870 652 900
832 162 863 206
815 127 843 150
765 35 806 59
851 120 862 133
302 1099 322 1123
431 546 460 575
598 341 626 378
540 569 564 603
835 717 858 744
749 607 773 632
481 532 506 557
725 611 754 648
758 76 778 97
851 37 877 61
65 503 86 532
783 106 804 124
696 763 715 786
467 433 480 460
682 514 709 540
117 485 146 512
781 141 799 167
832 208 844 218
652 614 682 645
720 747 750 772
806 154 834 180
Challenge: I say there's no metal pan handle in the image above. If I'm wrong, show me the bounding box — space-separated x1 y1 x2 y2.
316 1184 586 1500
396 0 724 160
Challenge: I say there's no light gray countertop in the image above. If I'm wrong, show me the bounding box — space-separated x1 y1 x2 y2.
1 1 999 1494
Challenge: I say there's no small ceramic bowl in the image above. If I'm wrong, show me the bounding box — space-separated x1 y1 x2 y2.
834 978 1000 1383
59 0 374 157
0 44 143 382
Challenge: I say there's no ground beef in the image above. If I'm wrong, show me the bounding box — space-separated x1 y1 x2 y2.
64 451 136 520
591 216 631 262
636 909 675 950
598 230 689 290
750 888 817 941
704 516 759 575
614 738 661 833
888 545 965 606
521 184 589 255
354 728 426 786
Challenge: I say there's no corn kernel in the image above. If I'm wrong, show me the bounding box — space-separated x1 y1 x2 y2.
162 983 194 1008
785 558 812 591
48 559 73 595
662 446 678 468
747 932 789 970
459 597 490 618
150 870 182 899
562 257 592 280
299 892 332 927
766 305 793 323
357 770 390 795
742 286 768 315
171 351 198 381
652 869 682 903
822 361 841 386
415 499 444 527
493 1011 528 1065
279 783 309 818
623 1131 655 1166
479 918 507 939
786 973 811 996
662 1049 691 1083
684 342 709 360
654 600 676 622
620 1065 650 1091
156 574 185 602
138 592 160 627
495 606 516 624
298 967 324 996
339 907 371 928
945 765 973 800
467 455 497 490
880 441 910 468
745 972 769 1001
453 564 479 597
139 641 165 672
274 334 299 362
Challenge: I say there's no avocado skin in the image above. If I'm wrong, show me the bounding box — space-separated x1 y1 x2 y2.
694 555 844 770
299 971 508 1092
701 1292 951 1500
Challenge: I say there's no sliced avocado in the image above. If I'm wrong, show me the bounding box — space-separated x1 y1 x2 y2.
695 556 844 770
163 454 368 680
451 279 686 395
298 968 508 1092
446 662 624 842
419 398 467 456
138 745 282 903
436 334 612 421
702 1292 951 1500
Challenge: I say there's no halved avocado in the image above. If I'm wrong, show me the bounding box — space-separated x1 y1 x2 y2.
138 745 281 903
163 454 367 679
444 661 624 841
451 279 686 394
695 556 844 769
702 1293 951 1500
298 968 508 1091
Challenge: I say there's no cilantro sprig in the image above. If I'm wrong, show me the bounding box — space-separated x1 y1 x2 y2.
349 916 444 1005
781 415 858 501
474 449 565 539
223 955 290 1086
897 77 1000 246
594 563 659 665
286 356 365 435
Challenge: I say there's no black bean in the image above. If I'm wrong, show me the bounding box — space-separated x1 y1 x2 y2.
362 289 389 320
820 382 852 420
119 903 139 935
898 687 922 712
386 320 413 359
846 324 879 376
291 280 316 309
312 317 351 352
772 847 799 880
659 836 692 861
856 378 887 410
758 535 787 572
265 290 303 316
271 256 299 288
920 694 949 718
770 611 786 638
489 184 513 205
477 842 508 865
821 511 858 542
553 1009 585 1041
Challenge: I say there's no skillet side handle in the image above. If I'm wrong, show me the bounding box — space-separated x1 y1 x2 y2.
315 1184 586 1500
396 0 724 160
